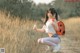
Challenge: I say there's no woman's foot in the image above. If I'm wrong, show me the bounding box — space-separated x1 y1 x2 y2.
53 44 61 52
46 44 61 52
46 46 53 52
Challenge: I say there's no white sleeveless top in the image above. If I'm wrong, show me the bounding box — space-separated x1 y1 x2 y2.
42 19 57 34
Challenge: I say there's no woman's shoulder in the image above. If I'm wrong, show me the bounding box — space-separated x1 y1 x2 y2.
49 18 57 24
51 18 55 21
49 18 55 21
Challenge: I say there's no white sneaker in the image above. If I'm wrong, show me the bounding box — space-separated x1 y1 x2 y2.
46 46 50 51
46 46 53 52
53 44 61 52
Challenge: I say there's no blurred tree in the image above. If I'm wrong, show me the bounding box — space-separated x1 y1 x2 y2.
51 0 80 18
0 0 32 18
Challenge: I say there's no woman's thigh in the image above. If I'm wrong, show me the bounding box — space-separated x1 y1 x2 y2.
38 37 60 44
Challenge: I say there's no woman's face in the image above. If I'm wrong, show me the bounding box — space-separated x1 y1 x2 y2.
47 11 53 18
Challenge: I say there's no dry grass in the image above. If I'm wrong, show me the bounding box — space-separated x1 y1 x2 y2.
0 11 80 53
63 17 80 40
0 11 45 53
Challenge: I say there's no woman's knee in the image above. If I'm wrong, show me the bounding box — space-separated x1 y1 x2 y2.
54 38 61 44
37 38 45 44
38 38 42 43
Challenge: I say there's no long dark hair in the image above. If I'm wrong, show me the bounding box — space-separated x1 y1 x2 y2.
44 8 58 24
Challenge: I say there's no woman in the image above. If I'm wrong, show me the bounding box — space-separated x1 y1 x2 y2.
33 8 61 52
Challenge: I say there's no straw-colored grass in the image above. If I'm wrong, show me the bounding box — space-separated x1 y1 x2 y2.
0 11 80 53
63 17 80 40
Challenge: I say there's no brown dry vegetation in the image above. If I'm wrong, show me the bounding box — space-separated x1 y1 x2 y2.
0 11 80 53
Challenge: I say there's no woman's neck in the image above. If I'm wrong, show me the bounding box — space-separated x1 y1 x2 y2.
48 16 55 19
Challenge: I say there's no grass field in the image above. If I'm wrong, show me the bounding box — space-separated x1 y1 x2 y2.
0 11 80 53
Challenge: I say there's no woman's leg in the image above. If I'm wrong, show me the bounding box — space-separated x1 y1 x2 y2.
37 37 60 46
38 37 61 52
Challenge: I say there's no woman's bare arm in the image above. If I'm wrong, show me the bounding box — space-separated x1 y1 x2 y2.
33 25 45 33
35 28 45 33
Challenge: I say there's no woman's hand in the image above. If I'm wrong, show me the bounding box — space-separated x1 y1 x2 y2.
33 24 45 33
33 24 37 31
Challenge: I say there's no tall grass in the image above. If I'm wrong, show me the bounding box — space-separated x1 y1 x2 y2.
0 11 46 53
0 11 80 53
63 17 80 40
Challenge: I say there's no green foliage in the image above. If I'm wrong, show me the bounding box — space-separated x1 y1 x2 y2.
53 0 80 18
0 0 32 18
0 0 50 20
0 0 80 19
